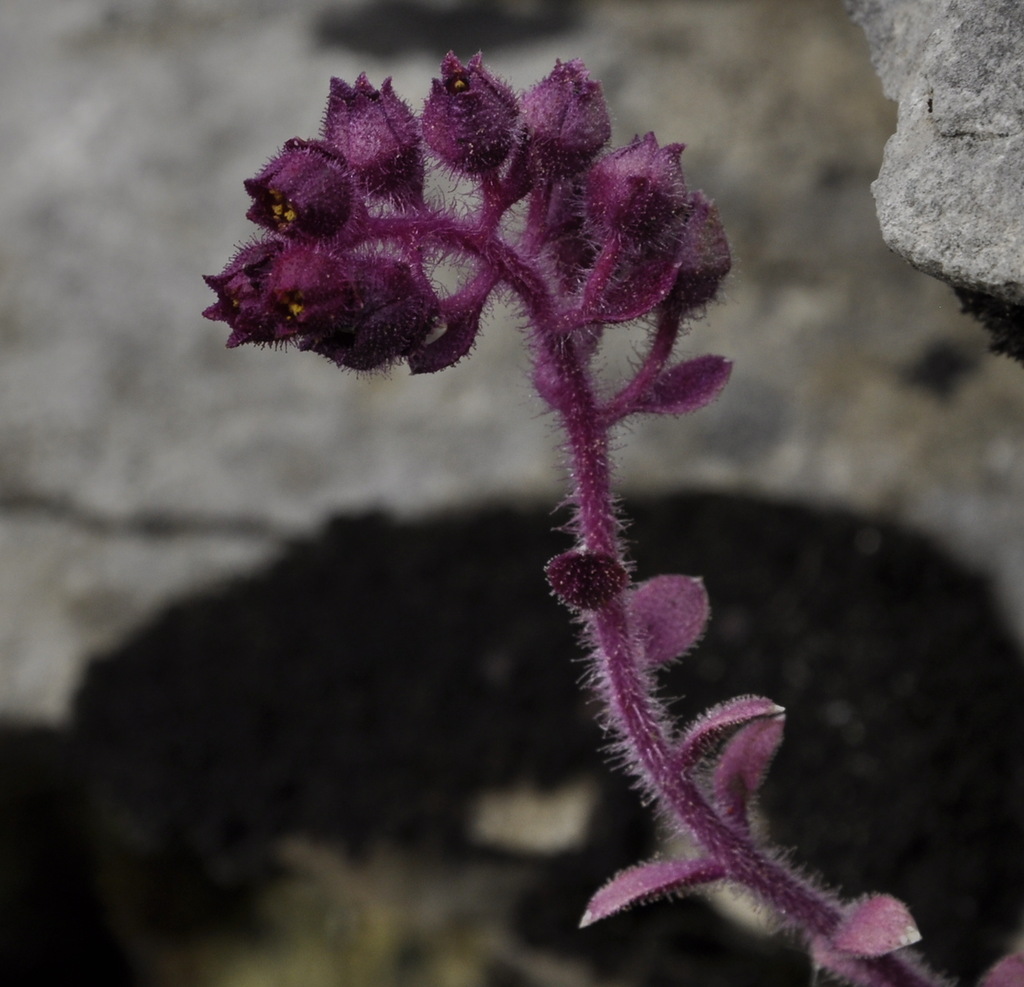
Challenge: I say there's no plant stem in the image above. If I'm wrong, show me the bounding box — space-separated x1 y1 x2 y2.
539 317 951 987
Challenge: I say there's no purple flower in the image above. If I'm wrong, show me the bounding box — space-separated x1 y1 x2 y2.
522 59 611 179
422 52 520 174
586 133 689 248
266 246 440 372
668 191 732 315
244 140 354 239
323 74 424 202
202 238 285 348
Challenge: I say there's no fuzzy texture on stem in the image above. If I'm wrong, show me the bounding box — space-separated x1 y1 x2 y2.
204 54 993 987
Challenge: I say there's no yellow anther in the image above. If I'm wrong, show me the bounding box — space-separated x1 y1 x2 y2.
268 189 298 226
276 288 305 319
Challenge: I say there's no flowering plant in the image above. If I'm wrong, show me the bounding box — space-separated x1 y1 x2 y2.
204 52 1022 987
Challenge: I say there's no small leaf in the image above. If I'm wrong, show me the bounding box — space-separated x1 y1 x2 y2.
408 305 482 374
832 895 921 957
595 253 683 323
713 714 785 829
635 354 731 416
978 953 1024 987
676 696 785 773
629 574 709 667
580 858 725 927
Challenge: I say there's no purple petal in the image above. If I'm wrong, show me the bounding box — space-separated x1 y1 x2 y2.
580 858 725 927
629 574 708 667
676 696 784 773
979 953 1024 987
713 714 785 830
634 354 731 416
831 895 921 957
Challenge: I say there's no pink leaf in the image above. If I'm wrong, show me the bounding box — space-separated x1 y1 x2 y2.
629 574 709 667
580 858 725 927
409 300 484 374
713 714 785 829
979 953 1024 987
831 895 921 957
634 354 731 416
676 695 785 774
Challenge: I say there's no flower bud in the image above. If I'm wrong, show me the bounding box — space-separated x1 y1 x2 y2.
545 550 628 610
322 74 425 202
244 140 353 239
668 191 732 314
266 246 440 372
202 238 285 348
585 133 689 247
522 59 611 179
422 52 520 174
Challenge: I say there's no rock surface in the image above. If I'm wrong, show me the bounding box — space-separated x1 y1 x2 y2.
845 0 1024 308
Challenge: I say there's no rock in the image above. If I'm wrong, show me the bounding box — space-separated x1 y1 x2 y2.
845 0 1024 315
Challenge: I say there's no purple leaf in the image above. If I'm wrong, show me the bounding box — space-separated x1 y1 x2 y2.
676 695 785 774
593 251 685 323
831 895 921 957
978 953 1024 987
408 304 483 374
713 714 785 829
580 858 725 927
629 574 709 667
634 354 731 416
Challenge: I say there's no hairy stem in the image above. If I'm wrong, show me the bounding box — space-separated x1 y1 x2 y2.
536 309 949 987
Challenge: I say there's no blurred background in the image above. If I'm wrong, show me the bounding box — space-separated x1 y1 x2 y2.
1 0 1023 984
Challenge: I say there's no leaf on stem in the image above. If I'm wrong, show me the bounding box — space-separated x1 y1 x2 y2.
978 953 1024 987
830 894 922 957
676 695 785 774
580 858 725 927
712 713 785 830
629 574 709 667
633 354 731 416
594 252 686 323
408 304 483 374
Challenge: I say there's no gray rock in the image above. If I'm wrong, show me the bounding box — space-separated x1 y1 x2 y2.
845 0 1024 305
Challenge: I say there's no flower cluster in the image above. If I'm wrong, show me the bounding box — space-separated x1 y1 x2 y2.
204 52 730 374
205 54 1021 987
